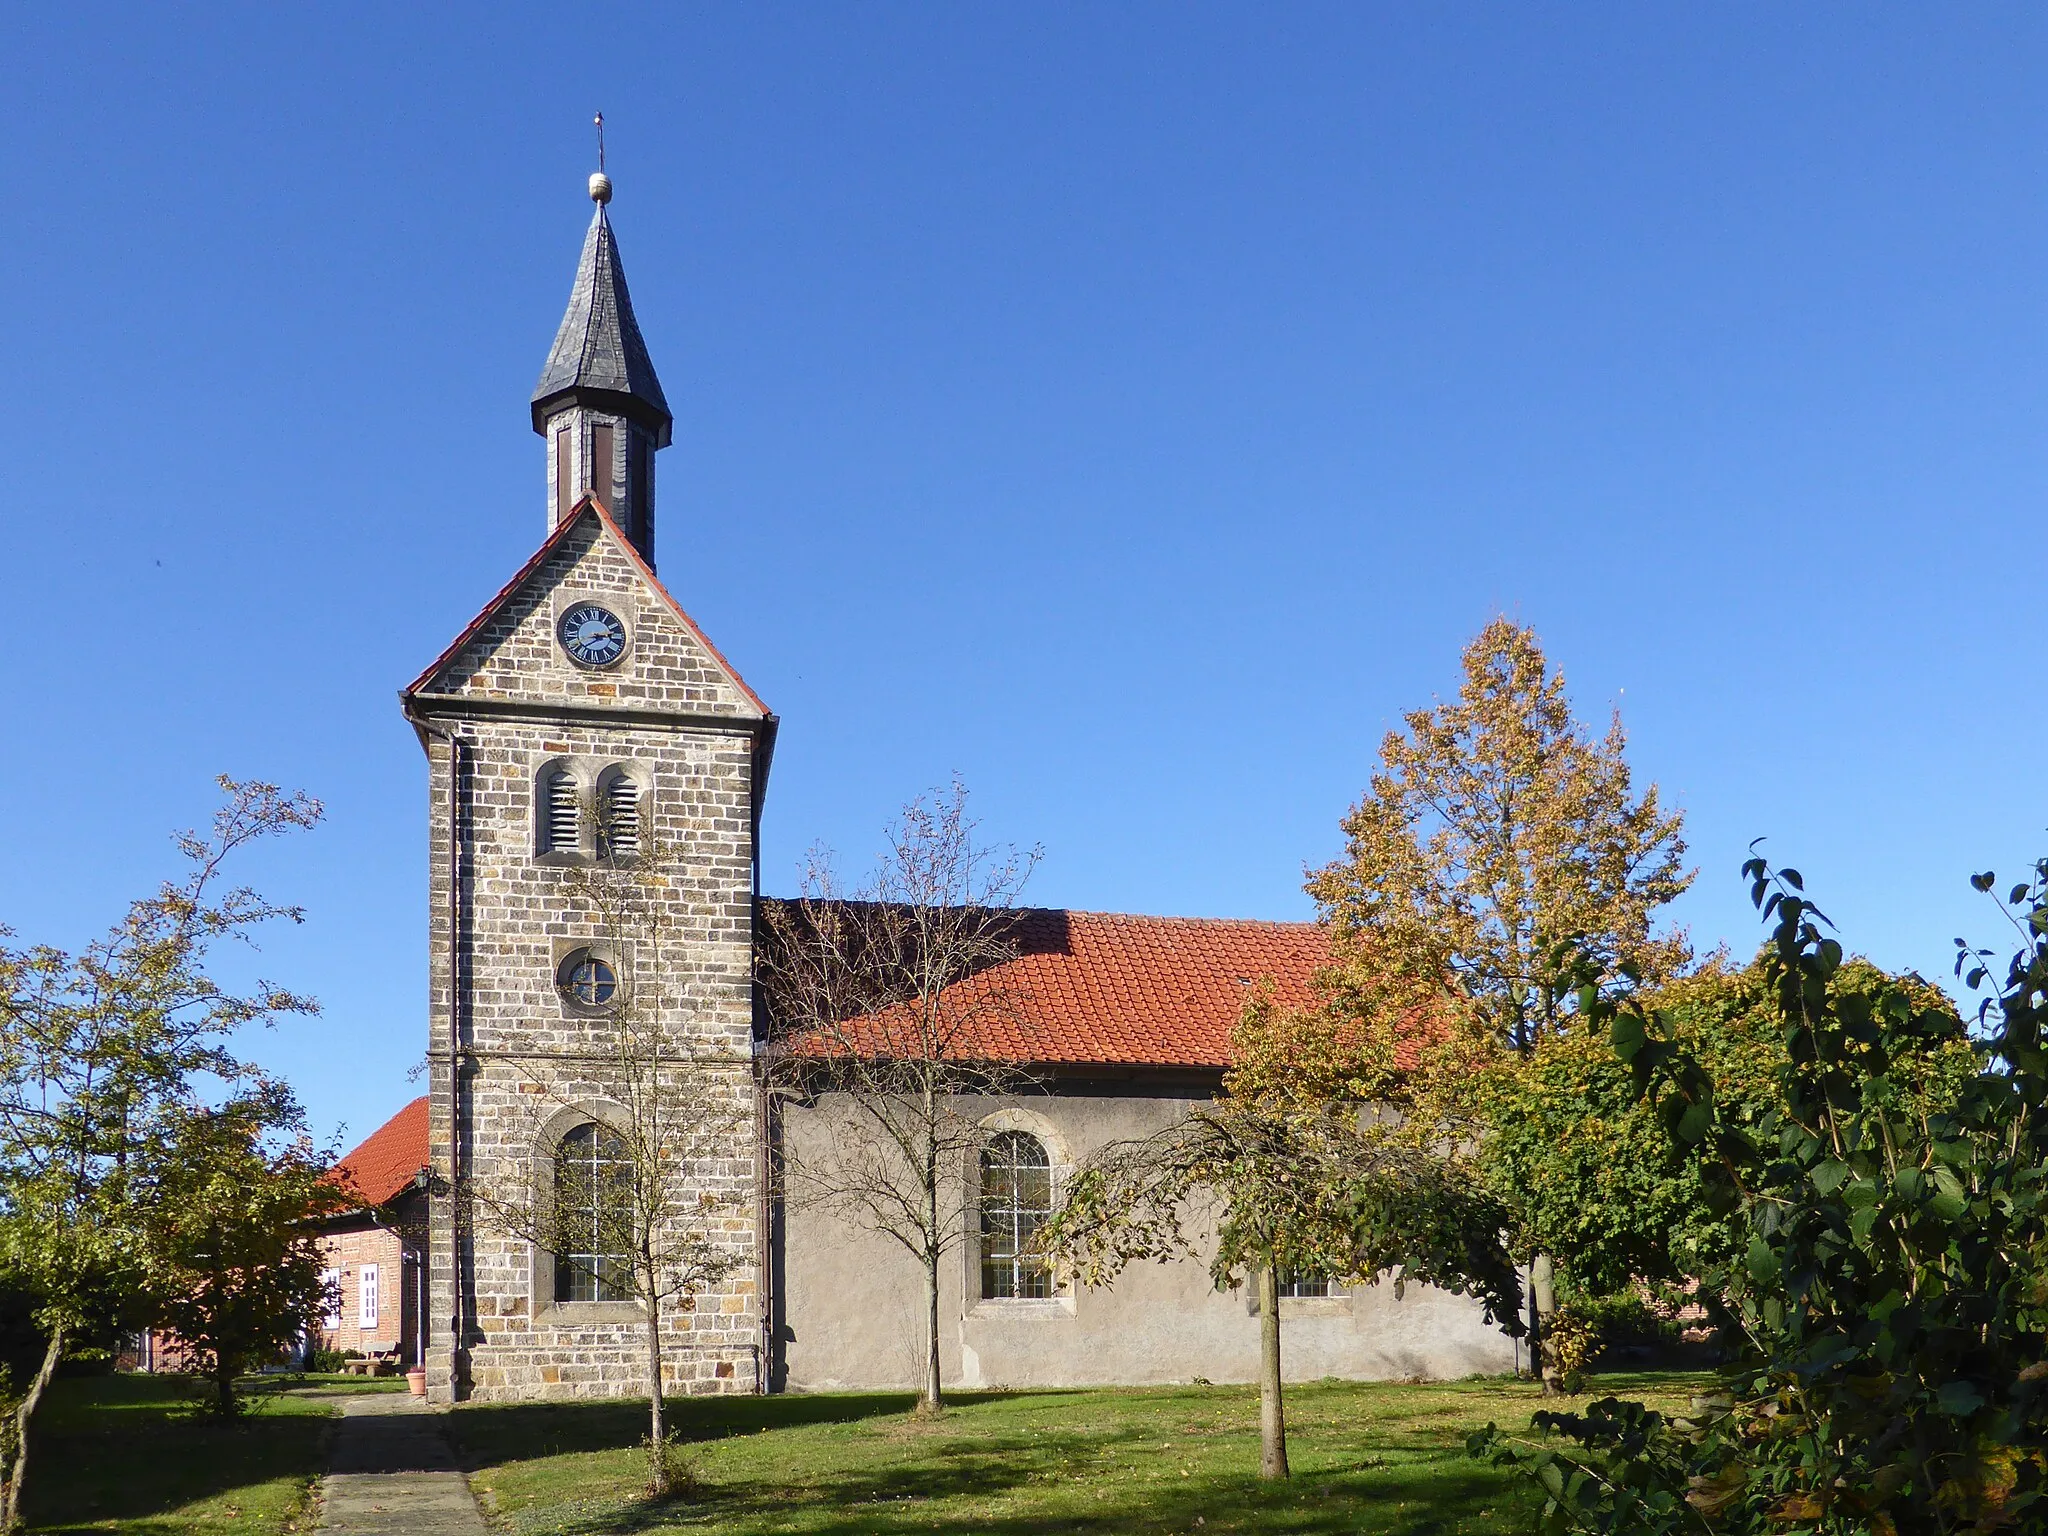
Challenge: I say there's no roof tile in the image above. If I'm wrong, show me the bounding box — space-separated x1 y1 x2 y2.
777 907 1331 1069
330 1096 428 1208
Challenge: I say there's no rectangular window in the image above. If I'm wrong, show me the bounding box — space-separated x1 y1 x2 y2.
591 423 614 511
359 1264 380 1330
320 1268 342 1331
1276 1272 1331 1298
627 429 651 544
554 427 571 522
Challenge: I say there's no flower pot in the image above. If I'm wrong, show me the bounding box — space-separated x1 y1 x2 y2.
406 1368 427 1398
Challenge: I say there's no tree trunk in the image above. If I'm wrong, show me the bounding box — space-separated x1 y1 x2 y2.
212 1351 240 1418
1530 1253 1560 1395
644 1293 669 1494
1 1321 64 1532
1257 1265 1289 1480
919 1089 944 1416
921 1246 943 1413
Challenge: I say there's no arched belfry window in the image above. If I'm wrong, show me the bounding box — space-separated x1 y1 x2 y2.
597 768 641 861
553 1123 632 1303
543 768 581 856
980 1131 1053 1300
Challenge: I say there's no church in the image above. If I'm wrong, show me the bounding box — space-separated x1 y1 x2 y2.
388 170 1517 1403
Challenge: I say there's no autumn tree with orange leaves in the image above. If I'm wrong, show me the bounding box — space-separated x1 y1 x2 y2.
1306 618 1692 1382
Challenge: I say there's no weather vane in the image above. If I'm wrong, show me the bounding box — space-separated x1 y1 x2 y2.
595 111 606 173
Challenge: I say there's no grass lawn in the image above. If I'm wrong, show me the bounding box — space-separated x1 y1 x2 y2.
455 1371 1705 1536
23 1372 397 1536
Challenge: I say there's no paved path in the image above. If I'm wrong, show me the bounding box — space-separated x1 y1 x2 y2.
316 1392 489 1534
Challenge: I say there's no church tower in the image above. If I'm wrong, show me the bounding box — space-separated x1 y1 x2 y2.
402 173 775 1404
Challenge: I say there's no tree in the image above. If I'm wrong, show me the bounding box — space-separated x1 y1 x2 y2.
1474 858 2048 1535
135 1092 346 1416
1307 618 1690 1052
466 804 750 1496
1480 953 1974 1308
1041 989 1523 1479
0 779 321 1529
759 781 1040 1415
1305 618 1690 1376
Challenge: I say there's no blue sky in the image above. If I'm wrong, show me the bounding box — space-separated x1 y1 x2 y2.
3 5 2044 1148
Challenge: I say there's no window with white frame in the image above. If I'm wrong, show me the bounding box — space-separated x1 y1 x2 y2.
1276 1271 1332 1298
359 1264 379 1330
980 1131 1054 1300
320 1268 342 1331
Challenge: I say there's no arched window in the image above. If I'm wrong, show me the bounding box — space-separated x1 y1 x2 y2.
980 1131 1053 1300
543 768 581 855
597 769 641 861
553 1123 632 1303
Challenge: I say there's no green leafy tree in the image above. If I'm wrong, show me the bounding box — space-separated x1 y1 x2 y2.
135 1094 346 1416
0 779 320 1528
1481 955 1973 1305
1041 990 1522 1480
1473 857 2048 1535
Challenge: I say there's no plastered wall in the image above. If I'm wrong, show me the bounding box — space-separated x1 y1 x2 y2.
777 1089 1518 1391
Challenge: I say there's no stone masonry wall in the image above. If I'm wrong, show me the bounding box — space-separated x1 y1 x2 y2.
414 515 766 1404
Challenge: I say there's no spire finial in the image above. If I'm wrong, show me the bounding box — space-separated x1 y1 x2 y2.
589 112 612 204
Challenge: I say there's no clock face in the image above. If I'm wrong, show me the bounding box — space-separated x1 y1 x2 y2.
557 604 627 667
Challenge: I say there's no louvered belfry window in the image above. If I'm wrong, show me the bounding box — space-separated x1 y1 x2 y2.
601 773 640 860
545 769 580 854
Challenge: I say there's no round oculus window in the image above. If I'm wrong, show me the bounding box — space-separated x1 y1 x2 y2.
559 952 618 1007
557 604 627 667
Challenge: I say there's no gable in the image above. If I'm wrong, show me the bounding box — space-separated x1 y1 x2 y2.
406 501 767 719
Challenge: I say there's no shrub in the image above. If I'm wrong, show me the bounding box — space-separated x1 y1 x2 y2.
1472 857 2048 1534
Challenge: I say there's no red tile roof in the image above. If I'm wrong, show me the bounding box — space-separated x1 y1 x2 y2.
330 1097 429 1208
775 908 1332 1070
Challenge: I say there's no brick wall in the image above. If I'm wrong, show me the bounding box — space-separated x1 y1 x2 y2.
316 1223 418 1361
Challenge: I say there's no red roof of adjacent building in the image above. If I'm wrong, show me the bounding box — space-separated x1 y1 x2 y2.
330 1096 429 1208
775 908 1332 1070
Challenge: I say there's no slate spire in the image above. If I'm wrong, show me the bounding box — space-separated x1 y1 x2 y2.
531 191 673 445
532 172 670 565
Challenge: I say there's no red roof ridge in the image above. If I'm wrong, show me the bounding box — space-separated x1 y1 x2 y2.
1053 908 1323 931
402 497 770 717
763 898 1322 932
